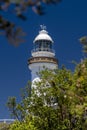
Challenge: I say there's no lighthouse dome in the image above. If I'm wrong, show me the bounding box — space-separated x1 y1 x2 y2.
33 28 53 43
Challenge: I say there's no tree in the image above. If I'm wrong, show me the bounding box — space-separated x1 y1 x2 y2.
7 82 31 121
7 59 87 130
0 0 61 46
79 36 87 57
9 118 37 130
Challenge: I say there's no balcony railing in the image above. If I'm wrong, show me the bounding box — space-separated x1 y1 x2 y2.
31 48 55 53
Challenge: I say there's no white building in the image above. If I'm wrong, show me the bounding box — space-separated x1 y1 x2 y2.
28 25 58 83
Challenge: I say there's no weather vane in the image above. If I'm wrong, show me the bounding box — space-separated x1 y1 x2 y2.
40 25 46 30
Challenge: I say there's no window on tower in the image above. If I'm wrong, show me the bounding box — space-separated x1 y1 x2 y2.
34 40 53 52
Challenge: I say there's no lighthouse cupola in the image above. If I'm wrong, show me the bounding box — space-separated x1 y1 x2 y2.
32 25 55 57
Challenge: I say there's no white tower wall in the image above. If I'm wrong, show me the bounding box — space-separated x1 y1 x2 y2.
29 62 58 82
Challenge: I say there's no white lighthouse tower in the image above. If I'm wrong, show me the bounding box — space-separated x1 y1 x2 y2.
28 25 58 83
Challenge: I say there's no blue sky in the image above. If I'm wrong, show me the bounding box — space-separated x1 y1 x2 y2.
0 0 87 118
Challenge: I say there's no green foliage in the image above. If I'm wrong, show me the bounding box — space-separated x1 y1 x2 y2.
7 59 87 130
7 82 31 120
9 119 37 130
79 36 87 56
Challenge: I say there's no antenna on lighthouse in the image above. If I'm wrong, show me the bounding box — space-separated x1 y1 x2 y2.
40 25 46 30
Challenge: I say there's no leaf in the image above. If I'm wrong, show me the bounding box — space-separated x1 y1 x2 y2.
79 36 87 45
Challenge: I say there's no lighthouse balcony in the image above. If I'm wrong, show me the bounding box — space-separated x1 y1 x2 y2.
28 57 58 65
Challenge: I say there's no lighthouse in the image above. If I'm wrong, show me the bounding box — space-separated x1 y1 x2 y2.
28 25 58 83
